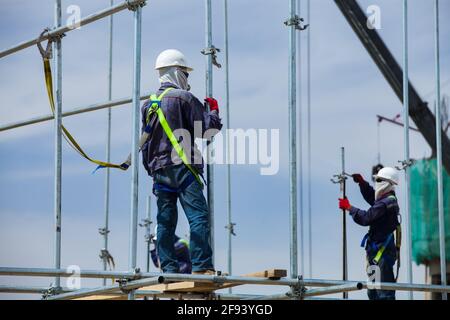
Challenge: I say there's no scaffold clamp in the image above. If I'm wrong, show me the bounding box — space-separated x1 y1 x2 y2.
287 275 306 300
395 159 415 171
99 248 116 270
225 222 237 236
284 15 309 31
126 0 147 12
41 284 61 300
201 46 222 69
37 28 65 60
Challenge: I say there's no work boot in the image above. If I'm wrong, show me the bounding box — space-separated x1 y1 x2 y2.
192 270 216 275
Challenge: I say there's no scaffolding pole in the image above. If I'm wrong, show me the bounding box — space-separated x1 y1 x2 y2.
297 0 305 278
144 196 152 273
224 0 233 290
434 0 448 301
128 2 144 300
306 0 312 280
0 0 146 60
47 276 164 300
53 0 63 291
402 0 413 300
288 0 299 280
2 267 450 294
102 0 114 287
205 0 215 266
0 95 149 133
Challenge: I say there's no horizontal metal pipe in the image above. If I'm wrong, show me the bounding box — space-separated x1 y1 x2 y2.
377 115 420 132
0 267 300 287
0 285 73 294
303 283 363 297
47 276 164 300
0 95 149 133
2 268 450 294
0 0 146 60
161 274 299 287
246 292 292 300
0 285 272 301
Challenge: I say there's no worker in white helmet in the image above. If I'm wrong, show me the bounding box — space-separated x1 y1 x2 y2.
339 167 401 300
141 49 222 275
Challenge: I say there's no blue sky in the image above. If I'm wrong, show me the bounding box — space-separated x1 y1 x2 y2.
0 0 449 300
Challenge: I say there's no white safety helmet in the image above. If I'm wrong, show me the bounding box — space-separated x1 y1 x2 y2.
155 49 193 72
373 167 399 185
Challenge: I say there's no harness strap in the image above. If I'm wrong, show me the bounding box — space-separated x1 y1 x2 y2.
40 55 127 171
373 233 394 264
146 88 204 187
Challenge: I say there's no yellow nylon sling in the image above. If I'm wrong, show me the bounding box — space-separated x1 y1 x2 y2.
42 58 127 170
146 88 204 187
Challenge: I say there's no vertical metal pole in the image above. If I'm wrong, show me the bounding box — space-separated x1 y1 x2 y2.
306 0 312 279
224 0 232 289
145 196 152 273
288 0 298 279
297 0 304 277
341 147 348 299
129 4 143 300
402 0 413 300
102 0 114 287
434 0 448 301
205 0 215 266
53 0 63 290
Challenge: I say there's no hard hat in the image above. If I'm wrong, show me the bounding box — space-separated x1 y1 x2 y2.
373 167 399 185
155 49 193 71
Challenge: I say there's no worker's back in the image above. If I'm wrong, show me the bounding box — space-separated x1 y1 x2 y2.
367 192 400 243
141 82 222 177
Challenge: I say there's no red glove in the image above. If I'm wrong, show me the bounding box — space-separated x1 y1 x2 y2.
339 198 351 211
352 173 365 184
205 97 219 112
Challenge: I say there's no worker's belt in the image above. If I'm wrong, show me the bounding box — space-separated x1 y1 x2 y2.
145 88 204 187
153 172 196 194
360 233 394 261
37 32 128 171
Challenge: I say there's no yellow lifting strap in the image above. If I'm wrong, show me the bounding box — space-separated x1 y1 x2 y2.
146 88 204 187
41 57 127 171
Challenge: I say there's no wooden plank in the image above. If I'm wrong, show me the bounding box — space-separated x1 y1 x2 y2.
75 294 127 301
245 269 287 279
141 281 223 293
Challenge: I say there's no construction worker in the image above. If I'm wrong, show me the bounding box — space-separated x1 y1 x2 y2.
338 167 401 300
142 49 222 275
150 227 192 274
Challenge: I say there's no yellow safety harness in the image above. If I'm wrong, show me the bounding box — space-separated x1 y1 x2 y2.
37 30 130 171
145 88 204 187
366 194 402 281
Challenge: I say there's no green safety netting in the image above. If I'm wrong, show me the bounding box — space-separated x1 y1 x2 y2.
411 158 450 265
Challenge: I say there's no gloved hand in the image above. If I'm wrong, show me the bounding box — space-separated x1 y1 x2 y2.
352 173 365 184
205 97 219 113
339 198 351 210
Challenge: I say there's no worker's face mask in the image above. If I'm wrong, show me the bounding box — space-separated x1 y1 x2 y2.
375 178 394 200
159 67 191 91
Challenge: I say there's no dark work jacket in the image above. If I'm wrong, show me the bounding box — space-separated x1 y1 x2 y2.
349 181 400 245
141 82 223 176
